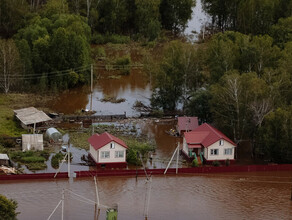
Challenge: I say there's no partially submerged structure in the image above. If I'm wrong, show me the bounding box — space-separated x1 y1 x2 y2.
182 123 236 164
22 134 44 151
0 154 9 166
45 128 62 142
14 107 52 130
176 116 199 136
88 132 128 168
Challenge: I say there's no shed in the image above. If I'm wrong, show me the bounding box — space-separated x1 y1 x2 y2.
45 128 62 142
176 116 199 136
22 134 44 151
14 107 52 130
0 154 9 166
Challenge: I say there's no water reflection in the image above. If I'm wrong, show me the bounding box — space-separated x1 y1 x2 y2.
51 69 151 117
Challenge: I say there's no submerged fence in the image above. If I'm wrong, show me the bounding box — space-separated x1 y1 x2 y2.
1 164 292 181
75 164 292 178
0 172 68 181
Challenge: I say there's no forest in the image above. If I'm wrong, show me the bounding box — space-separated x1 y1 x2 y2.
0 0 292 163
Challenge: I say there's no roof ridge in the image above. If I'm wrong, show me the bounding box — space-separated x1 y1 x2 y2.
205 123 223 139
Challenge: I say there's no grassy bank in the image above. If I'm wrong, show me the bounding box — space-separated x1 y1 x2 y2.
0 93 53 137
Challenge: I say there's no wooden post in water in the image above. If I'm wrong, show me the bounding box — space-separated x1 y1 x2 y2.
61 189 64 220
90 64 93 112
176 143 179 174
68 141 70 178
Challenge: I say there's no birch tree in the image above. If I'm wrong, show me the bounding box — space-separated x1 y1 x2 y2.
0 39 21 94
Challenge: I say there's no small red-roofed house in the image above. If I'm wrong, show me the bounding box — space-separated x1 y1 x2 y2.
176 117 199 136
182 123 236 164
88 132 128 168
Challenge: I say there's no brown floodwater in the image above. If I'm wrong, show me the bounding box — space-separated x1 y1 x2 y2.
50 69 151 117
1 171 292 220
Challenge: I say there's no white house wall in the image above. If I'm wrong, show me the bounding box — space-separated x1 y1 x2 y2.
95 142 126 163
182 138 189 156
90 145 98 162
204 140 235 161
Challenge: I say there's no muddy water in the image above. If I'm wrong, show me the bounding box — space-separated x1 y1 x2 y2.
1 171 291 220
51 69 151 117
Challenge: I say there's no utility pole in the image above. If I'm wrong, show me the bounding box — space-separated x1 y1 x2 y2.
164 143 180 175
61 189 64 220
90 64 93 112
176 143 180 174
68 140 70 178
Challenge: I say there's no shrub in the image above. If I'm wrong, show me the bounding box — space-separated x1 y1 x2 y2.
126 139 155 165
115 55 131 75
212 160 220 167
92 47 106 59
21 156 46 163
192 159 199 167
92 33 130 44
225 159 230 166
51 152 64 169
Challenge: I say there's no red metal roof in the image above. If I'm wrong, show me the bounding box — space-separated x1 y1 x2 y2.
188 144 202 149
184 123 236 148
177 117 199 133
88 132 128 150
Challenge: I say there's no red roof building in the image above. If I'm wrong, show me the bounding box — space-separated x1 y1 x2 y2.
176 117 199 135
88 132 128 168
182 123 236 164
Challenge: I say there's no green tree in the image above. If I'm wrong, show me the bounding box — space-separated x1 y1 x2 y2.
271 17 292 49
135 0 161 40
0 194 18 220
0 39 22 93
186 88 213 123
0 0 29 38
258 106 292 163
160 0 195 33
151 41 200 112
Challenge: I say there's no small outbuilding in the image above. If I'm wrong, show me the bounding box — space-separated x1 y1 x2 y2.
88 132 128 168
14 107 52 130
22 134 44 151
45 128 62 142
0 154 9 166
176 116 199 136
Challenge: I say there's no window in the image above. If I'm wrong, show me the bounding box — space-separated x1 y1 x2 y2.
115 151 124 158
219 140 224 146
211 149 219 155
224 148 232 155
101 151 110 158
110 143 115 149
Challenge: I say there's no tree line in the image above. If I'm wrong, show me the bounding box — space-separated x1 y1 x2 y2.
0 0 195 93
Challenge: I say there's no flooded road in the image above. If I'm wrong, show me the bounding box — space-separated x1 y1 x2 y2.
1 171 291 220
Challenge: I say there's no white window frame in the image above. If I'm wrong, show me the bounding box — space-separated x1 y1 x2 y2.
211 149 219 155
110 143 115 149
219 139 224 146
101 151 110 158
115 151 124 158
224 148 232 155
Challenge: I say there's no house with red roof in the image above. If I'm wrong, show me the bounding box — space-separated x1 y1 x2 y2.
182 123 236 164
176 117 199 136
88 132 128 168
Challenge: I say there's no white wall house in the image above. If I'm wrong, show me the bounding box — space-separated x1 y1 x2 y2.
182 123 236 163
88 132 128 168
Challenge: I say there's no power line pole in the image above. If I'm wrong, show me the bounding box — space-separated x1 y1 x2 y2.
68 141 70 178
61 189 64 220
90 64 93 112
